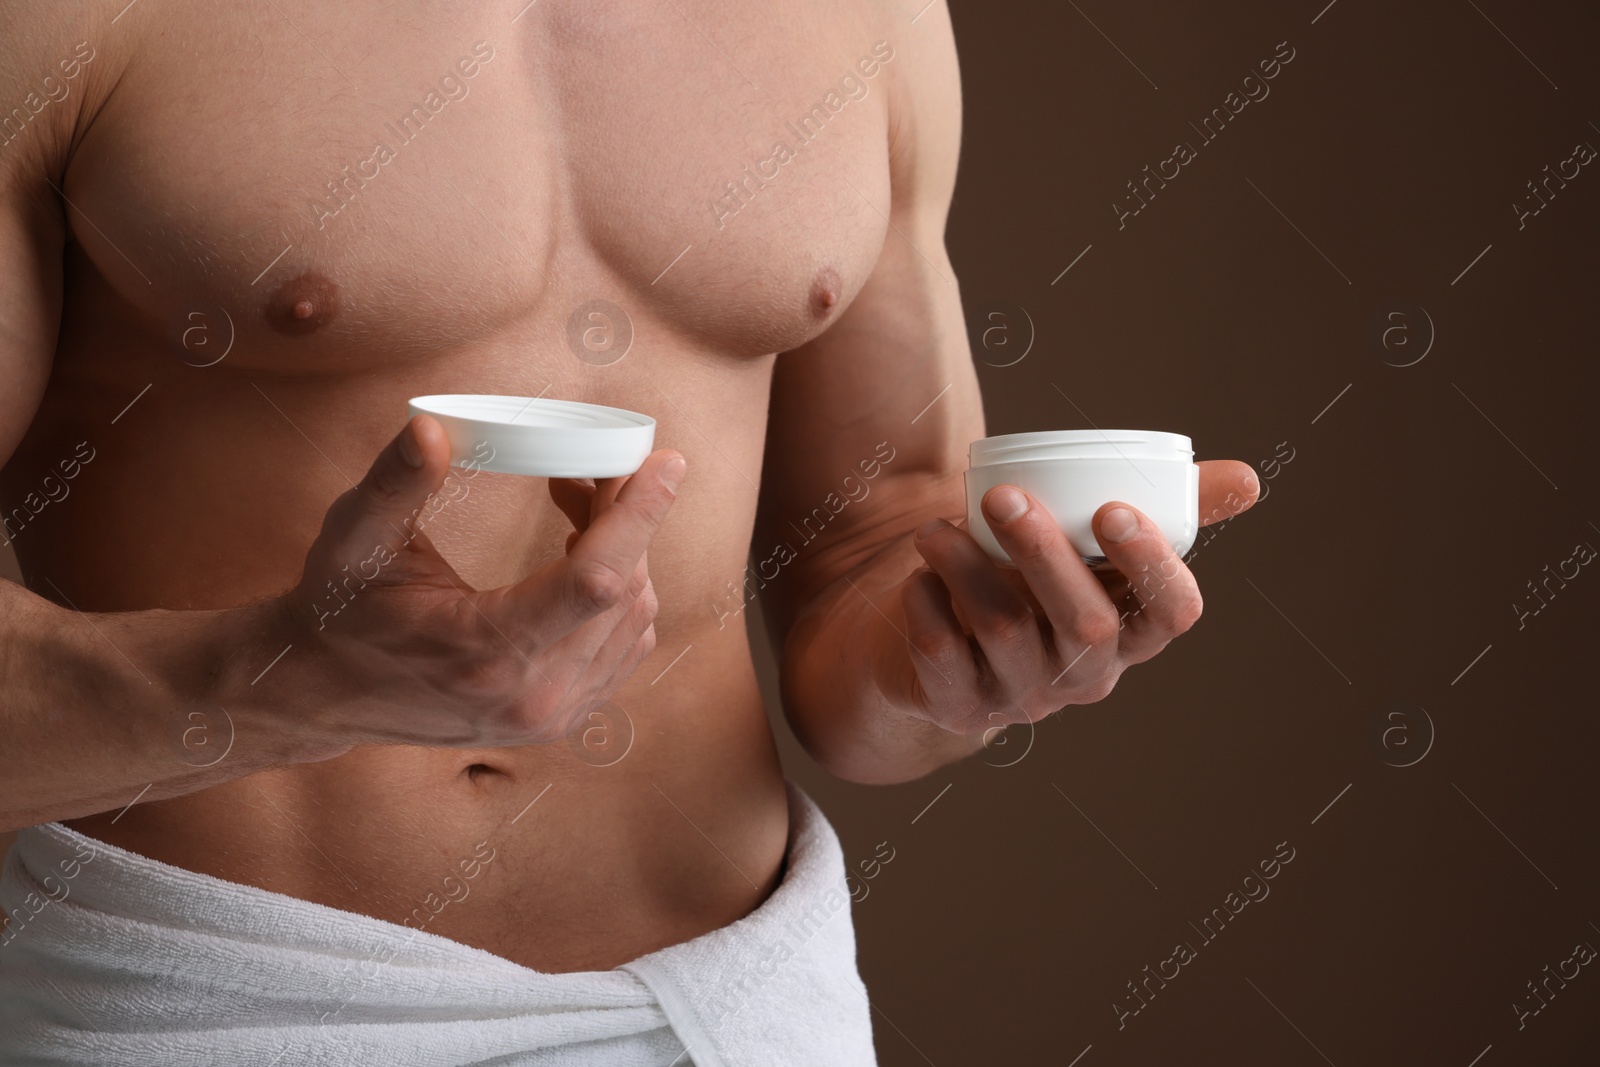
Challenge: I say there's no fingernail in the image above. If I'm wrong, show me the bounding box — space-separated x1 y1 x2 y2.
659 455 687 493
399 422 424 468
1244 469 1260 499
984 486 1028 524
1100 507 1139 544
916 517 950 540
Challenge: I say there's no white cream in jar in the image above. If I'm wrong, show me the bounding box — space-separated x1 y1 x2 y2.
964 429 1199 567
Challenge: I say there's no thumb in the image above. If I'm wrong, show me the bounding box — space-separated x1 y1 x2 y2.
334 414 453 559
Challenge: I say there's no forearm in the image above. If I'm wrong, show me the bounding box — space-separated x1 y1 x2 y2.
0 581 341 832
780 532 987 785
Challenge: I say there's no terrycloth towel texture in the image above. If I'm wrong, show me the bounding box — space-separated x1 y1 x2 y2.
0 779 876 1066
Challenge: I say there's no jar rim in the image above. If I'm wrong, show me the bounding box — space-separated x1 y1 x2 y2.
970 429 1192 466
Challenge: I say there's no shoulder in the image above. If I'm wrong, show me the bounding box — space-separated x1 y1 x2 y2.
0 1 129 187
876 1 961 222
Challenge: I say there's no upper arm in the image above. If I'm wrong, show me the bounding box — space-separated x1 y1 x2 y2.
0 3 86 468
0 164 66 471
753 2 981 637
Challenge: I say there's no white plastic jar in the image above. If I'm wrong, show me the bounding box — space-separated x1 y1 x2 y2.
964 429 1199 567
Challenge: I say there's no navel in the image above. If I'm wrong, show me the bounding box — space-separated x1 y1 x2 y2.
266 270 341 335
809 265 842 319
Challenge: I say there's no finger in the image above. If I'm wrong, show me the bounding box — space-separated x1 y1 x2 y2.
571 627 658 727
1091 502 1203 665
589 446 678 519
899 566 982 723
542 549 652 682
560 570 659 711
610 622 659 699
912 518 1053 700
979 485 1122 672
590 474 627 517
549 478 596 533
494 451 684 643
331 414 452 562
1197 460 1259 527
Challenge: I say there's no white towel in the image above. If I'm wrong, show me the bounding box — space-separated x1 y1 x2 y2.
0 780 876 1066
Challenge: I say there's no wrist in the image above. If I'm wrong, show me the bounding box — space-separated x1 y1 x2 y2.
197 595 357 768
786 571 986 784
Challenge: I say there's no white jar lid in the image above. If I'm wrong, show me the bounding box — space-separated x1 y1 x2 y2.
969 428 1192 467
407 394 656 478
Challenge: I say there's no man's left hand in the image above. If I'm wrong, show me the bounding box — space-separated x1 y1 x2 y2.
893 460 1260 734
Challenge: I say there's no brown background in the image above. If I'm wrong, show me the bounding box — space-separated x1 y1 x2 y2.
6 0 1599 1063
747 0 1600 1064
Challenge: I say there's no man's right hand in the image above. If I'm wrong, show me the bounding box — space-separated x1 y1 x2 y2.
278 414 684 753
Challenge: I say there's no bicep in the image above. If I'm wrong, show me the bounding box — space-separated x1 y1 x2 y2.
754 4 980 636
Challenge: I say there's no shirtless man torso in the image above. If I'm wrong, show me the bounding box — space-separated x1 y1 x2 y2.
1 0 1248 983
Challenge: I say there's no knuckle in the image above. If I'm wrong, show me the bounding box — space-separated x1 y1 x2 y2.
1120 640 1169 667
1172 592 1204 632
910 630 960 673
360 459 410 511
1073 673 1119 705
981 705 1027 731
1023 692 1064 722
627 482 676 529
626 561 651 600
909 632 946 663
637 581 660 621
1006 518 1057 560
1086 679 1119 704
986 604 1038 648
956 709 994 736
569 559 629 614
1075 608 1121 647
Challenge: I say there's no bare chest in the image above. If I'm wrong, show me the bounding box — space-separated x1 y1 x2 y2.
62 0 896 372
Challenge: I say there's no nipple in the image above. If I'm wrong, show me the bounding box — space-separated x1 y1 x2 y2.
267 270 340 335
809 266 842 319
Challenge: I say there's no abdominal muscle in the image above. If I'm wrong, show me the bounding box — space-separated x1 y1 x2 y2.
26 335 795 975
65 640 790 974
72 651 789 976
